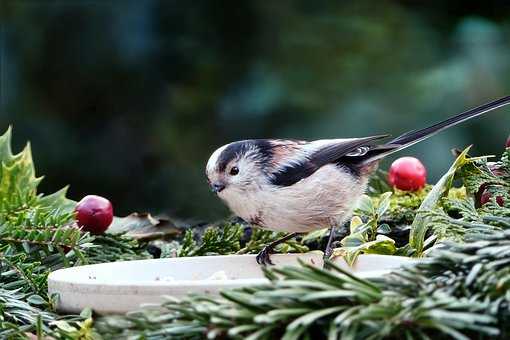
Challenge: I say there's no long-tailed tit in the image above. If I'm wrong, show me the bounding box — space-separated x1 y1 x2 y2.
206 96 510 265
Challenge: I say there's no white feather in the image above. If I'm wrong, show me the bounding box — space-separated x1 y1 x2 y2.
218 163 368 233
206 144 228 174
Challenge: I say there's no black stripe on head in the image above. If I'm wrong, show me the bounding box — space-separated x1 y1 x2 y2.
217 141 247 172
217 140 273 172
251 139 273 163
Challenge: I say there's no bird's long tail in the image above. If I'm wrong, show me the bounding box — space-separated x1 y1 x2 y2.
358 95 510 165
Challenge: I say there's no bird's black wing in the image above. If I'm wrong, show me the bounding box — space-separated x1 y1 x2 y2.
353 95 510 165
270 95 510 186
269 135 389 186
310 135 390 166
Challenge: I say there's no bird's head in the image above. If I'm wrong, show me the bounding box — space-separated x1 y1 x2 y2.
205 140 272 199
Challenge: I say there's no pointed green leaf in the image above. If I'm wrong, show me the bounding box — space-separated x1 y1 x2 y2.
377 192 392 216
377 224 391 234
356 195 374 215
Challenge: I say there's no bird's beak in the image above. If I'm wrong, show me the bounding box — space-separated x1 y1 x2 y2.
210 182 226 193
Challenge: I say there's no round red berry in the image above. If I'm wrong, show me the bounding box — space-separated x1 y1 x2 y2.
480 190 504 207
75 195 114 234
388 157 427 191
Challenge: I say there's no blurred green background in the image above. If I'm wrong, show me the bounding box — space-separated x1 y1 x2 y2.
1 1 510 221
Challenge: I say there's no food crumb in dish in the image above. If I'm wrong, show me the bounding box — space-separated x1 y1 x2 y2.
161 276 176 282
207 270 228 280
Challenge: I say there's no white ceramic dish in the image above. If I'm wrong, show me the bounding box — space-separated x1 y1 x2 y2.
48 253 413 314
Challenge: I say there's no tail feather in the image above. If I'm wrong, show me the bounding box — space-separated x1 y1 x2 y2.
358 95 510 165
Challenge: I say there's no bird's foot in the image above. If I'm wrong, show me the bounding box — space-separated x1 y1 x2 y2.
324 241 339 259
256 245 275 266
324 224 338 260
324 245 334 259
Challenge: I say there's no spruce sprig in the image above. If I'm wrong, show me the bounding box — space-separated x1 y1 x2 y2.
96 228 510 339
0 127 150 337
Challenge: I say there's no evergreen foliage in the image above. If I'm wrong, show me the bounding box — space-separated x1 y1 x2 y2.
0 128 148 338
1 127 510 339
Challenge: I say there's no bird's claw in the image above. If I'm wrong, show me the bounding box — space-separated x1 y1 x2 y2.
256 246 274 266
324 245 334 259
324 240 340 259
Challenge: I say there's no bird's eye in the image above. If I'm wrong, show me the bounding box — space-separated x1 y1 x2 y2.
230 166 239 176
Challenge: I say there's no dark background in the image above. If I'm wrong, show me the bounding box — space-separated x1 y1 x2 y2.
1 1 510 221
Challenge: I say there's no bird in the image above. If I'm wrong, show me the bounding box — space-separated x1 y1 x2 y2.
205 95 510 265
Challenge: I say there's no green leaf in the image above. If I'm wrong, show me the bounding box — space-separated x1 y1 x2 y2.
80 307 93 319
362 235 397 255
0 143 40 201
27 294 46 306
285 306 345 337
410 146 475 256
0 126 14 164
302 228 329 243
377 192 392 216
356 195 374 215
343 249 362 266
341 234 364 247
349 216 365 234
39 186 75 213
108 212 180 240
51 320 78 332
376 224 391 234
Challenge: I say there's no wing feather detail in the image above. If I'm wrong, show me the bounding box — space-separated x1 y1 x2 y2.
268 135 389 186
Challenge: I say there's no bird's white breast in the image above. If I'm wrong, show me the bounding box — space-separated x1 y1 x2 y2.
221 164 368 233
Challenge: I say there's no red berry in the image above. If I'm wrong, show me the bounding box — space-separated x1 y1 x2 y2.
388 157 427 191
488 162 506 177
480 190 504 207
75 195 114 234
